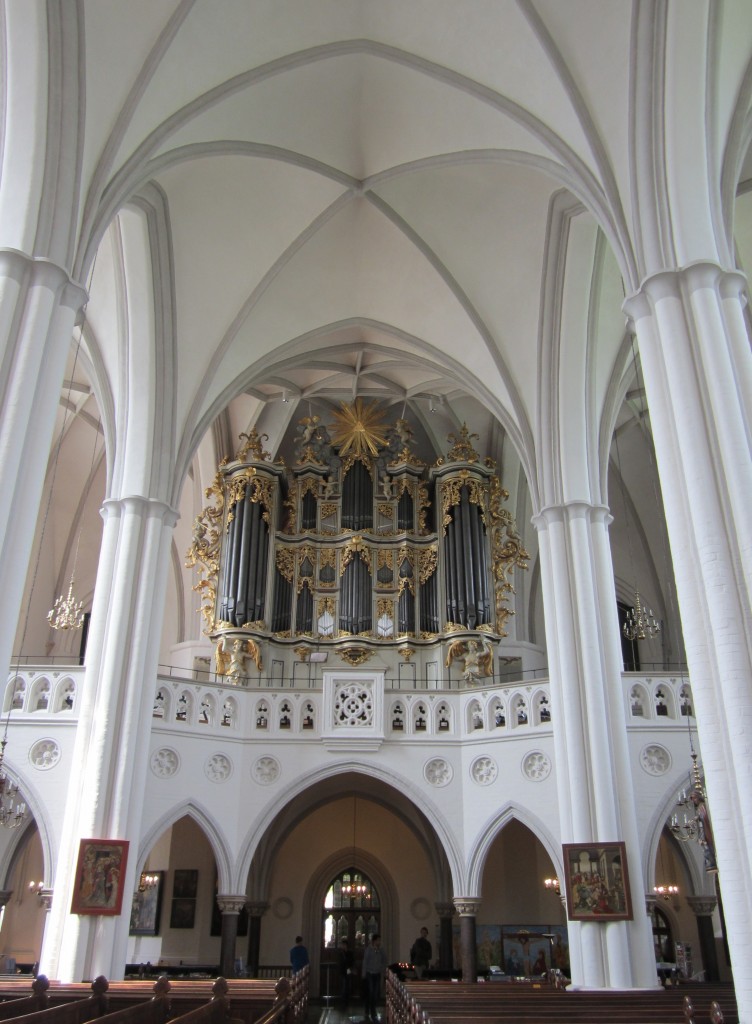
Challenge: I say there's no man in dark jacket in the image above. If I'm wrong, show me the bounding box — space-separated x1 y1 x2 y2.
410 927 432 978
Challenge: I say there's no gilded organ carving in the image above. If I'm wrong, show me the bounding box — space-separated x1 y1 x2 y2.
185 402 527 673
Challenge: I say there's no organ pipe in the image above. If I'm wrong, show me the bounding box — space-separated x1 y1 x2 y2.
185 414 528 670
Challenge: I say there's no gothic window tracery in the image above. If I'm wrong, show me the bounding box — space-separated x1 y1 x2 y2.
413 701 428 732
255 701 269 729
468 700 483 731
679 685 693 717
56 678 76 713
176 691 192 723
630 685 647 717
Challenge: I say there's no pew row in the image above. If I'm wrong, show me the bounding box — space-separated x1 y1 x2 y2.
0 978 109 1024
0 978 51 1020
386 973 739 1024
0 971 308 1024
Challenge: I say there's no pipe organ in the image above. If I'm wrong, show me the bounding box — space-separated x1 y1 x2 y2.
186 401 527 683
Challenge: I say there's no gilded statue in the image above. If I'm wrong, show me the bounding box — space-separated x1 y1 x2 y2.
445 635 493 684
215 636 263 680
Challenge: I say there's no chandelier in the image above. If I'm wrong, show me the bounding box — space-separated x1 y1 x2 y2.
342 874 371 899
653 884 679 900
0 734 26 828
47 413 100 632
615 342 663 649
622 591 660 642
139 872 160 892
47 573 85 631
543 876 566 907
669 748 717 873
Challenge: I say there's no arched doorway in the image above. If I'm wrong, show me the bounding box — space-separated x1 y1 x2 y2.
321 866 381 999
650 903 673 964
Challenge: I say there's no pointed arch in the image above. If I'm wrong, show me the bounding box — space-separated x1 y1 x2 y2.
137 801 233 891
466 802 563 896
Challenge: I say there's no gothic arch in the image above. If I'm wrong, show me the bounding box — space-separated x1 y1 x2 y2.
466 802 562 897
237 764 461 899
137 801 233 892
301 846 399 998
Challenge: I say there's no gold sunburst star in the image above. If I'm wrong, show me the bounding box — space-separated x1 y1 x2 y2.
329 399 389 457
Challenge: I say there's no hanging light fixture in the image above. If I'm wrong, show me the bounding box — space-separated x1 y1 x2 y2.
138 872 160 892
341 796 371 900
47 569 85 631
614 344 662 648
543 876 566 908
0 730 25 829
653 833 679 899
47 413 100 631
669 720 717 873
622 591 660 642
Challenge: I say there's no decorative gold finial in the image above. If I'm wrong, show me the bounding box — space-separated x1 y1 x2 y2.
445 424 480 463
236 430 271 462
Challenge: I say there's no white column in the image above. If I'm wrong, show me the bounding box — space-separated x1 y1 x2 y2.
40 494 178 982
625 264 752 1018
0 251 86 678
533 501 657 990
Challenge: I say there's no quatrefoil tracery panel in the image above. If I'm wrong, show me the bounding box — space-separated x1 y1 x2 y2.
333 682 374 727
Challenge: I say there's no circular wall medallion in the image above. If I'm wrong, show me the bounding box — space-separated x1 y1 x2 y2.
205 753 232 783
252 756 281 785
522 750 552 782
424 757 453 787
29 738 60 770
150 747 180 778
640 744 671 776
470 756 498 786
411 897 431 921
273 897 293 919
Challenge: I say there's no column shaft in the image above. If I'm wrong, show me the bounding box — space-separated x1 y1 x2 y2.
454 900 480 983
534 503 656 989
626 266 752 1017
40 495 177 982
0 253 85 682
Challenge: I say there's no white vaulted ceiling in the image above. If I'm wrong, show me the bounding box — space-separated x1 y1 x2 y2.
29 1 752 566
73 0 659 493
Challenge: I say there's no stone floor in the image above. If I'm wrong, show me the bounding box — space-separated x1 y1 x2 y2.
306 1003 383 1023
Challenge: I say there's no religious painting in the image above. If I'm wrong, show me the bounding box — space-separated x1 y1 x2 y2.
475 924 501 969
170 898 197 929
129 871 164 935
170 869 198 928
172 869 198 898
562 841 633 921
501 926 558 977
70 838 129 916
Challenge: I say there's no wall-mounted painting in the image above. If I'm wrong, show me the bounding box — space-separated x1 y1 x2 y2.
170 869 198 928
562 841 632 921
70 839 129 916
129 871 164 935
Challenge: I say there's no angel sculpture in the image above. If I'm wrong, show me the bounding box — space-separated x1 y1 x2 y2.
445 635 493 685
388 417 414 456
215 636 263 681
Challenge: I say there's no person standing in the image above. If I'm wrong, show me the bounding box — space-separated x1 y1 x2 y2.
336 937 354 1008
410 926 432 978
289 935 309 974
362 933 387 1022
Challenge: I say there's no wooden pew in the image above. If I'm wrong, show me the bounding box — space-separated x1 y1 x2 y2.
387 973 739 1024
0 970 309 1024
0 977 50 1019
0 977 109 1024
